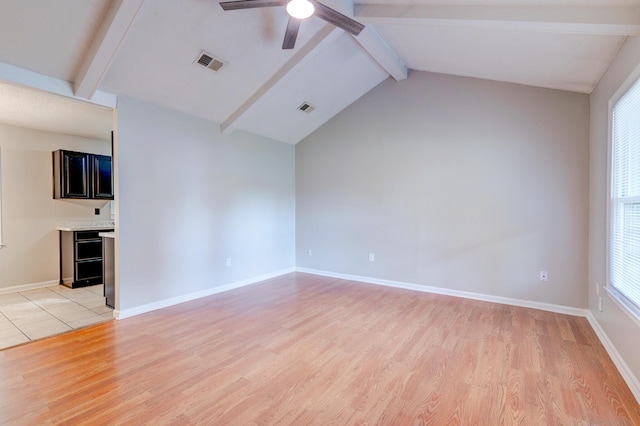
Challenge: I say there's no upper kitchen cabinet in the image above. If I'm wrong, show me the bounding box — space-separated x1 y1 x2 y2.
92 154 113 199
53 150 114 200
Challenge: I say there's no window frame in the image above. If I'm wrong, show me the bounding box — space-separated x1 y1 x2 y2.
607 68 640 327
0 145 3 248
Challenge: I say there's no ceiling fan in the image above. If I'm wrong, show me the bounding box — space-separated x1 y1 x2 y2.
219 0 365 50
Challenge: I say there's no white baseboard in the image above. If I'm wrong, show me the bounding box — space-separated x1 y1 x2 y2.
586 312 640 404
112 265 640 406
296 267 640 405
0 279 60 294
296 267 588 317
115 267 295 320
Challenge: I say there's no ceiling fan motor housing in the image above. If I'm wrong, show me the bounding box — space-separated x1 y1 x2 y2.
219 0 365 49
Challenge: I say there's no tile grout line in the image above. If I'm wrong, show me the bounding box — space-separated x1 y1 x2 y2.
27 287 102 328
48 286 109 315
19 287 74 325
0 309 30 342
11 291 70 338
1 286 111 345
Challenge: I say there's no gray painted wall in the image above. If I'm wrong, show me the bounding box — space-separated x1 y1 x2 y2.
296 71 589 308
589 37 640 382
116 97 295 311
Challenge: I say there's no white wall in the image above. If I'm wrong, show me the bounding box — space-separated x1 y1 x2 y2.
589 37 640 383
296 71 589 308
116 97 295 311
0 123 111 290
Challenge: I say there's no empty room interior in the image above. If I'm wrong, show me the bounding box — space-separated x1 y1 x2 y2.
1 0 640 423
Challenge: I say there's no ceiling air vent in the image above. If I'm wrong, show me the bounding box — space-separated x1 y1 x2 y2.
298 102 314 113
194 51 224 72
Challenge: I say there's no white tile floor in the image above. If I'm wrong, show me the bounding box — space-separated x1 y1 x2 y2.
0 284 113 350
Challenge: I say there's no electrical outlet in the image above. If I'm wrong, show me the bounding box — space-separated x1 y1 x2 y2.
307 249 312 256
539 271 548 282
94 208 100 215
226 257 231 267
369 253 375 262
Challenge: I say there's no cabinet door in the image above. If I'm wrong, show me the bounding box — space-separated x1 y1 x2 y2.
63 151 90 198
92 155 113 199
76 240 103 260
75 259 103 285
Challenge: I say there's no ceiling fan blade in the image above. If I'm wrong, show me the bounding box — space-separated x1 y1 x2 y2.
313 2 364 36
220 0 284 11
282 17 301 49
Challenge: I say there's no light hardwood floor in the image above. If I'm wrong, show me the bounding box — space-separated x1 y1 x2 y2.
1 272 638 424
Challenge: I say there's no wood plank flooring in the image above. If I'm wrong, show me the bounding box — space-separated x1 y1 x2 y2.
0 272 638 425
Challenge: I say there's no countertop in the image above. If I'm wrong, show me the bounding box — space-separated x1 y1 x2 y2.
56 221 115 231
99 232 115 239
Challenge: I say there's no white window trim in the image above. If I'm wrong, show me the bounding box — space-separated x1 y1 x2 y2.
0 145 3 248
606 63 640 324
606 286 640 329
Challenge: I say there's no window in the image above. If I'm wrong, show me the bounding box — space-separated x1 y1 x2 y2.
0 146 3 247
610 76 640 315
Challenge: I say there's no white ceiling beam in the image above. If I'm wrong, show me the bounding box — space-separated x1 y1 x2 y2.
0 62 116 108
221 24 344 135
74 0 145 99
322 0 407 81
355 26 407 81
355 5 640 36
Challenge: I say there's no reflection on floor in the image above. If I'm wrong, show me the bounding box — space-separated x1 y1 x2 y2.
0 284 113 350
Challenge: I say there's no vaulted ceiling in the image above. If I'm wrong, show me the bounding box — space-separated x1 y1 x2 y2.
0 0 638 143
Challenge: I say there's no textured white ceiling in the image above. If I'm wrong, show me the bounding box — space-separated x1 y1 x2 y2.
370 25 625 93
0 0 636 143
0 81 113 141
0 0 110 81
234 33 389 144
100 0 326 124
358 0 640 4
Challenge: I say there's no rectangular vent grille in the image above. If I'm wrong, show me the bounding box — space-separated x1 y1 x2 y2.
298 102 314 113
194 51 224 72
198 54 214 66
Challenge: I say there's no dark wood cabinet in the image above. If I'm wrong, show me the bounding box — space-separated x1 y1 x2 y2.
93 155 113 199
57 150 90 198
60 230 113 288
53 150 113 200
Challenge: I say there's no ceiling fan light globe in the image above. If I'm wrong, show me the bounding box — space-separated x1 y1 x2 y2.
286 0 314 19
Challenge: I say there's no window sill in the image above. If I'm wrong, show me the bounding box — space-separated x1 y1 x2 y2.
605 286 640 329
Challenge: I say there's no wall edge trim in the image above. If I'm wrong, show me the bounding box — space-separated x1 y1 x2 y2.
296 267 588 316
586 312 640 404
115 267 295 320
296 267 640 404
0 280 60 294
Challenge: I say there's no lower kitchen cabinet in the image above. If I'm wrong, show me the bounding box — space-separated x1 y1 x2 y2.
59 229 113 288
